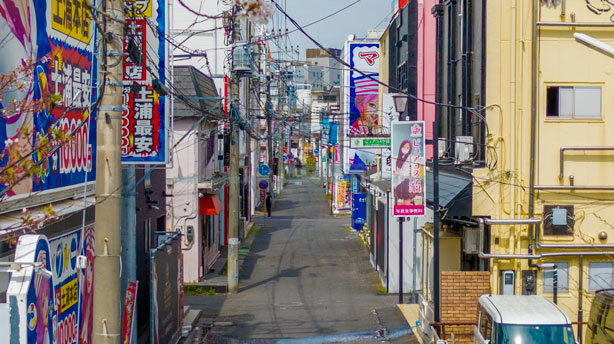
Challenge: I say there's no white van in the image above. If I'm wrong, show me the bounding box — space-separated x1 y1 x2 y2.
474 295 577 344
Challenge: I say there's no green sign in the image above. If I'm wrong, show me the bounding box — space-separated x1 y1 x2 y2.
351 137 391 148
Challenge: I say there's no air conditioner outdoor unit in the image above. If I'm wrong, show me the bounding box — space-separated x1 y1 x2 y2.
463 227 479 254
455 136 474 163
438 138 446 158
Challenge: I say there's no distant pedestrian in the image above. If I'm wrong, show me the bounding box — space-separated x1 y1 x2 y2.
265 192 272 217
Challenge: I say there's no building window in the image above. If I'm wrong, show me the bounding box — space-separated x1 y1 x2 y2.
546 86 602 119
589 262 614 292
542 262 569 294
396 62 407 91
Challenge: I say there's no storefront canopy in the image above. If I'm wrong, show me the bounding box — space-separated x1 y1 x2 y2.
426 169 472 218
199 195 222 216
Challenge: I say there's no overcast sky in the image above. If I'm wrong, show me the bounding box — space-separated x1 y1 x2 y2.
268 0 396 59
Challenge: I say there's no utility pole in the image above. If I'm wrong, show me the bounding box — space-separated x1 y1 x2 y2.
277 121 284 192
266 78 274 195
227 10 241 294
93 0 124 341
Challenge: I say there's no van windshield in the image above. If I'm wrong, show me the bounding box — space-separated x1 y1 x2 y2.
496 324 575 344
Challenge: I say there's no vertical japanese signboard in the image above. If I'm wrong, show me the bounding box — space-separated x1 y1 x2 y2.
344 42 380 174
334 175 351 211
122 281 138 344
0 0 98 197
121 0 169 164
391 121 425 216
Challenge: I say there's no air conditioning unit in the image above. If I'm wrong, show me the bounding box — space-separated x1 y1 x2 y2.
455 136 474 163
463 227 479 254
438 138 446 158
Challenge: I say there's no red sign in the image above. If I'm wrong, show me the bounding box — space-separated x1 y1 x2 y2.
399 0 409 10
122 280 139 344
123 19 147 81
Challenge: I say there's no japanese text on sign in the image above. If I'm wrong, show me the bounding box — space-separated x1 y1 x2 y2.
124 19 147 81
52 0 91 43
60 278 79 313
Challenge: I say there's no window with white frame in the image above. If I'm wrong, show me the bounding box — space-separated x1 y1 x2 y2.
589 262 614 292
546 86 602 119
543 262 569 294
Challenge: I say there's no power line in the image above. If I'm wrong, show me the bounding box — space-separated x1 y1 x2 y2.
270 0 484 114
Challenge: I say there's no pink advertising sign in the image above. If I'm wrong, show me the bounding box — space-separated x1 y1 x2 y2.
391 121 425 217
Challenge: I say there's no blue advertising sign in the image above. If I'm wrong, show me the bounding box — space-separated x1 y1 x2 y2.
314 148 319 154
352 193 367 231
0 0 99 197
49 226 96 344
258 164 270 176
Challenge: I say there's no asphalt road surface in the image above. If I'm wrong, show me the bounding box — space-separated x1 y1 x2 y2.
184 177 416 343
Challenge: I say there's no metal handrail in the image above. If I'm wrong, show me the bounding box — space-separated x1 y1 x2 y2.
559 146 614 180
537 21 614 27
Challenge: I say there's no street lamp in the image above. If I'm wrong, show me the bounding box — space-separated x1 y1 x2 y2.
391 93 409 119
390 92 410 304
574 32 614 58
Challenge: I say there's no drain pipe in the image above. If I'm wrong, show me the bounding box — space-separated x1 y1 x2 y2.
412 216 418 303
578 256 584 344
528 0 541 272
528 0 538 256
386 189 390 293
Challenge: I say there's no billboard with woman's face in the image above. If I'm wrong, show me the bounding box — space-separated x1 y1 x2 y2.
344 43 380 174
391 121 425 217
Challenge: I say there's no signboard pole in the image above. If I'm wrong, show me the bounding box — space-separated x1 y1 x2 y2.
93 0 124 340
398 217 404 304
433 112 441 324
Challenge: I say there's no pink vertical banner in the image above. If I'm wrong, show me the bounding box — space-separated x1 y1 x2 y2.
391 121 425 216
122 280 139 344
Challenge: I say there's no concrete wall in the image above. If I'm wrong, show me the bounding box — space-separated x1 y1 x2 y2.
167 119 201 283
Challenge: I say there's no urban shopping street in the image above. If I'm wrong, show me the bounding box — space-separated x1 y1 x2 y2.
184 177 416 343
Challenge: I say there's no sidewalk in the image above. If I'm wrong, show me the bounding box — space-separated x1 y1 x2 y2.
187 219 260 294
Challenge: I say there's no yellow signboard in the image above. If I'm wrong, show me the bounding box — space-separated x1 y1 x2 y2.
60 278 79 313
125 0 153 18
51 0 91 44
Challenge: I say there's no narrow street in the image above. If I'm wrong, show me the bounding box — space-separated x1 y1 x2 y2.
185 177 415 343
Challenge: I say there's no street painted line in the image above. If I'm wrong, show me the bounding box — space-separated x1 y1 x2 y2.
274 325 412 344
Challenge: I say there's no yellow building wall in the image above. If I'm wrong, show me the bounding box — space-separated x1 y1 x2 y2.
472 1 614 339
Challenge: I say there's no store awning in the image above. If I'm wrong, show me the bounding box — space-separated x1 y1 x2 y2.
199 195 222 215
426 169 473 217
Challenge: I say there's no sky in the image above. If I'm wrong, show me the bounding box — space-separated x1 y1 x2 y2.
268 0 396 60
